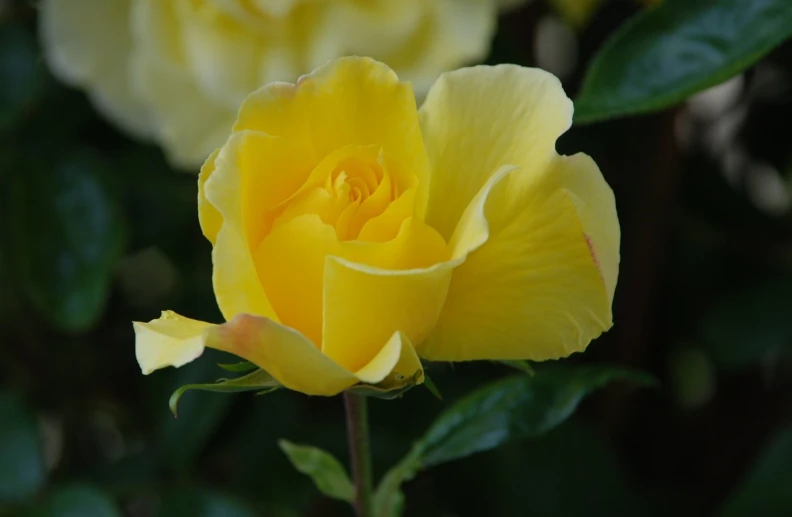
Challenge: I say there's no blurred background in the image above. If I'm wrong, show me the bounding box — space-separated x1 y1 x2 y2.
2 0 792 515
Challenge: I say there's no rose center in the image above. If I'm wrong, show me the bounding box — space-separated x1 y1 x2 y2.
326 156 383 202
314 154 394 240
267 146 413 243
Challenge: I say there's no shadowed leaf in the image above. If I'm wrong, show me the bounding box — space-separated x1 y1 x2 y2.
278 440 355 503
575 0 792 123
169 369 280 417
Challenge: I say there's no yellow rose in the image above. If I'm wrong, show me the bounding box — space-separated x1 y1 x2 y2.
134 57 620 396
39 0 521 169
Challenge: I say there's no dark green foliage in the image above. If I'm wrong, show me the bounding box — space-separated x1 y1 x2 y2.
2 1 792 516
575 0 792 123
0 393 44 503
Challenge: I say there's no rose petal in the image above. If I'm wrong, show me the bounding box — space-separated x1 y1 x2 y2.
134 310 424 396
420 64 573 240
40 0 153 139
134 311 213 375
198 149 223 245
559 153 620 303
320 218 451 371
234 57 431 214
204 131 316 321
421 155 614 361
254 213 449 351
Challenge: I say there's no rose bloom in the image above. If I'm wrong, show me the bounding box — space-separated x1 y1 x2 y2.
40 0 521 169
134 57 620 396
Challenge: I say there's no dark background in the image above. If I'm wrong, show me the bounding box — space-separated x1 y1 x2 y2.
2 1 792 516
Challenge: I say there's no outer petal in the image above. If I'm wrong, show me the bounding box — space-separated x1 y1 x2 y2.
421 156 615 361
355 331 423 386
134 311 213 375
253 214 449 350
210 314 357 395
134 312 423 396
320 218 451 372
234 57 431 215
198 149 223 245
210 315 423 396
211 223 278 322
204 132 315 321
321 257 452 373
420 65 573 240
205 131 315 321
40 0 153 139
560 153 620 303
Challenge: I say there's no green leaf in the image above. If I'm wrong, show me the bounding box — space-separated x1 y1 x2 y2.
0 24 45 132
721 424 792 517
417 366 654 467
29 485 122 517
278 440 355 503
158 488 257 517
702 277 792 371
255 387 280 396
169 368 280 417
372 446 422 517
373 366 654 517
575 0 792 124
217 361 258 373
422 373 443 400
9 150 125 332
499 360 535 376
0 393 44 503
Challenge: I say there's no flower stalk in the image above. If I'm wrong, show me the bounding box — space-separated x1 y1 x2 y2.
344 392 374 517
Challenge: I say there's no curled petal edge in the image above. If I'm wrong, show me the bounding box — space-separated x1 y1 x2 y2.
133 311 423 397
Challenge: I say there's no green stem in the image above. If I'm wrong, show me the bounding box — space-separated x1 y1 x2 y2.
344 392 374 517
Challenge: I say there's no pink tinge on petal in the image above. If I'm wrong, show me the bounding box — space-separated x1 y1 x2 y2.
584 233 602 275
213 313 269 357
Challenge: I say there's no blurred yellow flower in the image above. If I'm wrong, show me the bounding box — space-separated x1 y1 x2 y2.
39 0 521 169
134 57 620 396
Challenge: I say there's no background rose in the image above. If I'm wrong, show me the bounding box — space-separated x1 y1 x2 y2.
40 0 521 169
